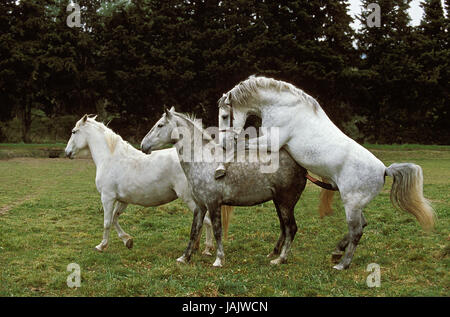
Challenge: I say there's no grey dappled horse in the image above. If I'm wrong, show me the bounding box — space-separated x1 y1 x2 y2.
141 108 307 267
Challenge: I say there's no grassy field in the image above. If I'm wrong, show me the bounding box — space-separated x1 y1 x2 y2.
0 145 448 297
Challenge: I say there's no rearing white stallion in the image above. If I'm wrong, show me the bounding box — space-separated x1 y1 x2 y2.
65 114 232 255
219 75 436 270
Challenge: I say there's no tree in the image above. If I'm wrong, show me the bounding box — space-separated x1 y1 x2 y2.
0 0 17 123
356 0 420 143
0 0 52 142
415 0 449 143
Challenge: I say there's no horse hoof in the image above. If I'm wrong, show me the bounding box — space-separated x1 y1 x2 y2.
176 256 187 264
125 238 133 249
331 252 343 263
333 264 345 271
214 169 226 179
270 257 286 265
202 249 213 256
94 245 104 252
212 259 223 267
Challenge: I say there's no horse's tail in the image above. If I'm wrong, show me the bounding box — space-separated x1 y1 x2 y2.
221 205 234 239
318 178 335 218
385 163 436 231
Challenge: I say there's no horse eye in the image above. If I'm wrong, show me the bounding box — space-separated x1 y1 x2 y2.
222 115 229 120
72 130 77 134
157 124 164 128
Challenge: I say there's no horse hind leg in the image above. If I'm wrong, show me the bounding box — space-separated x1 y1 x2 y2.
202 212 215 256
331 212 367 263
112 203 133 249
333 206 365 270
191 214 214 256
202 206 233 256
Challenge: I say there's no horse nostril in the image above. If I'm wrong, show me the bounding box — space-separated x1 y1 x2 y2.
143 145 151 154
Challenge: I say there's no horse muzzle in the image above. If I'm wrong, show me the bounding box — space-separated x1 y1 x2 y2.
65 150 74 159
141 144 152 154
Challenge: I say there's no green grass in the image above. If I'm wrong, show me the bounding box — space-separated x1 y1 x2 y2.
0 146 448 297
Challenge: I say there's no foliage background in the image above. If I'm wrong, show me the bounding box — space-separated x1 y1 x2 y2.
0 0 449 144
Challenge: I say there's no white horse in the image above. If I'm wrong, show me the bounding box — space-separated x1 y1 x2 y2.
219 75 436 270
64 114 232 255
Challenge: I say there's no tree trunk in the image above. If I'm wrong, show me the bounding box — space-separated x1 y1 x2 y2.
20 103 32 143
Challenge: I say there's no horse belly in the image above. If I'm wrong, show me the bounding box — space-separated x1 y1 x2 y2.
116 182 177 207
221 175 273 206
222 187 273 206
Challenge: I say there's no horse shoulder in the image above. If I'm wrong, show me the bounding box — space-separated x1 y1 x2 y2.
94 160 118 195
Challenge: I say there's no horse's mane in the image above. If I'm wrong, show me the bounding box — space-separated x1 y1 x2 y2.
172 112 214 142
84 118 141 155
218 75 321 112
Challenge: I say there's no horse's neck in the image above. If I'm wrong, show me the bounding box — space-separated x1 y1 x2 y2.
173 117 213 167
256 92 329 127
173 119 197 162
86 128 112 167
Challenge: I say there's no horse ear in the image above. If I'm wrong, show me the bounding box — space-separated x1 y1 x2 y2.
82 114 88 123
169 106 175 112
91 115 98 121
224 93 231 106
164 107 172 119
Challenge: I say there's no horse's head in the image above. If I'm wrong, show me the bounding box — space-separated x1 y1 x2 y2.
218 104 235 149
218 93 249 136
65 114 96 159
141 107 177 154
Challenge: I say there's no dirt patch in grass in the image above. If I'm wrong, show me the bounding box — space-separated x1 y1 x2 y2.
0 193 37 216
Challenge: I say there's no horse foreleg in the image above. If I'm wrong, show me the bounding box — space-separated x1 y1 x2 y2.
209 205 224 267
95 195 115 252
175 186 213 256
267 201 286 258
178 204 207 264
270 204 297 265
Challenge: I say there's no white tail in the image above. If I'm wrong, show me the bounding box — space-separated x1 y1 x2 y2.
385 163 436 231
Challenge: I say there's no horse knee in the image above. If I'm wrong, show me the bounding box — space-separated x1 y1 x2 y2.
362 215 368 228
346 214 364 242
104 220 112 229
290 223 298 238
349 224 363 243
354 229 363 242
203 214 212 227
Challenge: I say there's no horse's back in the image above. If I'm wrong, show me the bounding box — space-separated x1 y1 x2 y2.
220 149 306 205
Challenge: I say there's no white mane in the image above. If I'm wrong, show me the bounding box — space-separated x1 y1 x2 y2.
84 118 141 155
218 75 321 112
